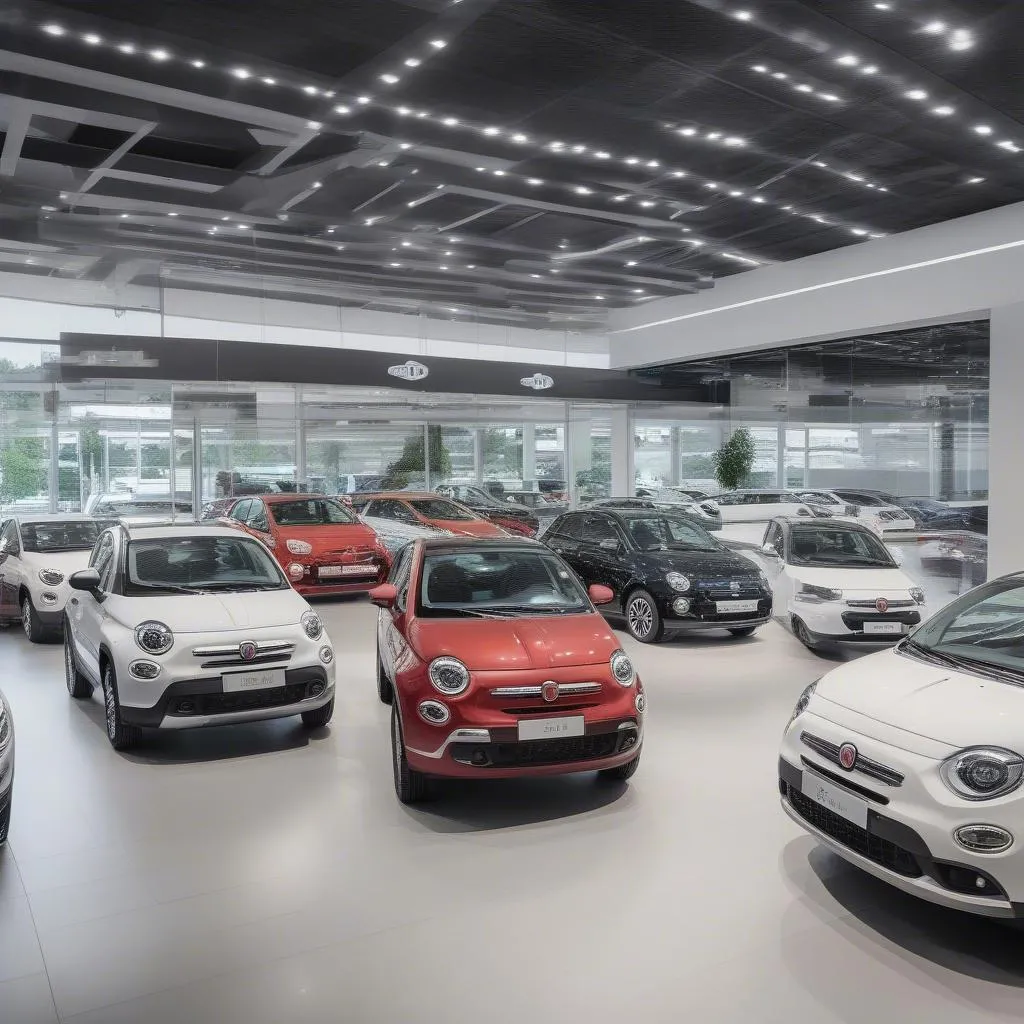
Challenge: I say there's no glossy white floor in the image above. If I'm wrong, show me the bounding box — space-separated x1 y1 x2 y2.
2 602 1022 1024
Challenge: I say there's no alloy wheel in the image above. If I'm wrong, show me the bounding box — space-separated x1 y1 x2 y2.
65 642 74 692
628 597 653 639
21 600 31 640
103 672 117 739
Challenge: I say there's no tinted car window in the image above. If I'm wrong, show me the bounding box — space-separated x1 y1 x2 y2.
369 499 416 522
126 536 286 594
269 498 357 526
550 513 584 540
580 514 621 546
20 520 115 552
788 527 896 567
229 499 252 522
621 514 719 552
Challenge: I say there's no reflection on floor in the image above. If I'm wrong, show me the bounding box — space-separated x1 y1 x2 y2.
0 600 1020 1023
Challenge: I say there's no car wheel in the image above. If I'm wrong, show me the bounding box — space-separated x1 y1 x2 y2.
728 626 757 638
625 590 664 644
101 663 141 751
377 649 394 705
793 617 824 654
0 795 9 845
64 623 91 698
21 596 46 644
391 704 426 805
301 696 334 729
599 751 641 782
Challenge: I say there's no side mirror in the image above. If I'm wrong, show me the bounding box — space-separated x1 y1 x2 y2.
369 583 398 608
69 568 102 592
599 537 620 552
588 583 615 606
761 542 780 558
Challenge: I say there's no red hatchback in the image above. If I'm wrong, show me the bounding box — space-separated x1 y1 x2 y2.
224 494 390 595
371 537 645 803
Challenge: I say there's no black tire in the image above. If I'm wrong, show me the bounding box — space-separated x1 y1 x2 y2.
625 589 664 644
729 626 757 638
101 663 141 751
599 751 641 782
0 796 9 845
301 696 334 729
21 595 48 644
377 649 394 705
64 625 91 698
391 704 426 804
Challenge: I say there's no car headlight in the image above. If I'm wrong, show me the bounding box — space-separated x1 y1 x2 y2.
909 587 926 604
301 610 323 640
0 699 10 755
788 679 819 728
38 568 64 586
941 747 1024 801
666 572 690 593
797 583 843 602
610 649 636 687
429 656 470 696
134 621 174 655
286 539 313 555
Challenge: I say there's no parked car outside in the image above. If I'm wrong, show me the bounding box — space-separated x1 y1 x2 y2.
760 517 925 653
0 515 118 642
372 537 644 803
0 687 12 844
221 495 390 595
63 522 336 749
781 572 1024 918
434 484 539 536
350 493 509 538
545 507 772 643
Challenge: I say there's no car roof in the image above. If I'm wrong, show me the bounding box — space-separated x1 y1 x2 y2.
120 521 245 540
11 513 100 524
419 535 545 553
771 516 877 534
350 491 434 501
259 493 332 505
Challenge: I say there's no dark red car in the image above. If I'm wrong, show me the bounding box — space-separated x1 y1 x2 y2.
371 537 645 803
223 494 390 596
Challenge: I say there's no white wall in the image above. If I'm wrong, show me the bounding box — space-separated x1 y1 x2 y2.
607 199 1024 368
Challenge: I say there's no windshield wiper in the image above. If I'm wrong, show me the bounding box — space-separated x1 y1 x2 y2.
900 639 976 671
491 604 582 615
433 607 514 619
190 581 283 591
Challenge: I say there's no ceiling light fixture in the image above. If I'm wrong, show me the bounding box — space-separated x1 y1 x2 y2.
149 48 170 61
312 180 323 188
357 95 371 104
262 77 276 85
795 83 813 92
949 29 975 51
390 262 402 268
923 20 947 34
820 93 842 102
724 137 746 146
860 65 879 75
443 117 458 126
594 151 610 159
42 24 65 36
625 157 640 165
303 85 319 95
380 73 400 84
672 170 687 177
399 142 412 149
119 212 129 218
974 124 993 135
83 33 102 45
527 178 543 185
967 176 986 184
118 42 135 54
405 57 421 67
904 89 928 100
836 54 859 66
231 67 251 79
191 59 205 68
998 140 1022 152
733 10 753 21
639 200 655 207
493 169 506 176
594 295 605 300
483 126 501 135
575 186 592 194
646 159 660 168
931 105 955 116
307 121 322 131
430 39 447 49
626 260 638 267
512 133 529 144
334 105 351 115
772 71 788 80
168 211 178 217
752 64 768 73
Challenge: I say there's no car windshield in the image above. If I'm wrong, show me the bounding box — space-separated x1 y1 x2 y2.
906 579 1024 678
20 520 114 552
419 547 589 617
126 536 287 594
622 514 720 552
269 498 357 526
409 499 476 521
788 527 896 567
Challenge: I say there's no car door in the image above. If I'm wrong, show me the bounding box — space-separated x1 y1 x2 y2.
69 529 117 681
378 544 414 681
0 519 18 618
576 513 630 597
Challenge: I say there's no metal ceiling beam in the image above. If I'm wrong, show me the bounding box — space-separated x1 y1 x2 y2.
73 121 158 197
0 104 30 178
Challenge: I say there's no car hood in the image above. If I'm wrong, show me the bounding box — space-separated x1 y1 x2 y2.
788 565 914 595
408 613 618 670
640 547 762 582
20 549 92 575
814 647 1024 750
275 522 379 552
426 518 506 538
106 589 306 633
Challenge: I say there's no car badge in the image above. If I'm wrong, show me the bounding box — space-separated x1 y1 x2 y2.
541 681 560 703
875 598 889 613
239 641 258 662
730 581 741 593
838 743 858 771
387 359 429 382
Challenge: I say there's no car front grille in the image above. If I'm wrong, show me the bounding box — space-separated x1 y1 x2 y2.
450 731 625 767
841 610 921 630
172 683 309 716
192 640 294 670
801 732 905 787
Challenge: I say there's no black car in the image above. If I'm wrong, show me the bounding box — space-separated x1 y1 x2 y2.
544 507 773 643
433 484 540 536
894 496 971 531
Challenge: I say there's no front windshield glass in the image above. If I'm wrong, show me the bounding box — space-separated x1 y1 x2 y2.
269 498 357 526
789 527 896 567
21 520 115 552
419 547 589 617
907 580 1024 677
622 514 720 552
410 498 476 521
126 536 287 594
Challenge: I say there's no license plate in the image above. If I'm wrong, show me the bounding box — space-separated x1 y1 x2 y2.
716 599 759 614
222 668 286 692
864 621 904 636
518 715 585 741
801 769 869 828
320 564 376 578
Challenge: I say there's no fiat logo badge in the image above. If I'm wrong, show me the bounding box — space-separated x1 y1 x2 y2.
239 641 258 662
838 743 858 771
541 681 560 703
875 598 889 613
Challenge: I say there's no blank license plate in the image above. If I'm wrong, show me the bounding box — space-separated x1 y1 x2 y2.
864 621 904 636
716 599 759 614
320 564 376 578
518 715 585 741
802 769 869 828
222 668 286 692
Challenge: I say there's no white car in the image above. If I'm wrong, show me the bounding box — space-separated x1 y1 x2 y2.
0 687 12 844
781 573 1024 918
760 517 925 652
797 489 911 536
63 522 336 750
0 515 117 643
713 489 827 524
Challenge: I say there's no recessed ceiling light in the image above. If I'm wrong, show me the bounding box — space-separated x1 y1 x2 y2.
307 121 322 131
231 67 250 79
262 77 276 85
704 182 718 189
729 190 744 197
820 93 842 102
118 42 135 54
167 211 178 217
572 144 586 153
191 59 205 68
772 71 788 80
357 95 371 104
575 186 592 194
594 150 611 159
493 169 506 176
530 273 542 279
707 132 722 141
303 85 319 95
312 181 322 188
119 212 129 218
751 195 766 203
527 178 544 185
613 195 629 202
632 288 645 293
336 244 345 250
923 20 947 34
851 228 868 236
949 29 975 51
733 11 753 21
874 2 891 8
512 134 529 144
639 200 655 207
998 140 1021 152
752 64 768 73
443 117 458 126
974 124 993 135
149 48 170 61
482 126 501 136
860 65 879 75
550 269 559 274
405 57 422 67
380 73 400 84
626 260 638 267
25 258 36 265
43 24 65 36
625 157 640 165
399 143 413 150
430 39 447 49
594 295 605 300
836 54 859 66
397 106 412 116
334 105 352 116
83 33 102 45
905 89 928 100
967 176 986 184
467 264 476 269
440 265 449 271
378 159 391 166
646 160 660 168
325 91 335 98
931 105 955 116
449 236 461 242
724 137 746 147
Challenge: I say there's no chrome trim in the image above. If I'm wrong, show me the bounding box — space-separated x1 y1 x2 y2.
406 727 492 759
617 721 639 731
845 599 914 609
800 731 905 787
489 682 602 698
192 640 295 657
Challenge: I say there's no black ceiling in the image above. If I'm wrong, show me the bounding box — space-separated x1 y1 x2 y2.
0 0 1020 329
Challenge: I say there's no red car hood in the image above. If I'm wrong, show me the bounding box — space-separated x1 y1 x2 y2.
408 613 618 671
278 522 379 553
426 518 506 538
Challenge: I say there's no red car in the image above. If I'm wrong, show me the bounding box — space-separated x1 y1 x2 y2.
223 494 390 595
350 492 508 539
371 537 645 803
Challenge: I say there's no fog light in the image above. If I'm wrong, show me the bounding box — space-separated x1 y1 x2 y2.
309 681 326 698
954 824 1013 854
129 660 160 680
287 563 305 581
672 597 691 615
319 645 334 664
635 692 646 714
418 700 450 725
40 592 58 605
176 699 195 714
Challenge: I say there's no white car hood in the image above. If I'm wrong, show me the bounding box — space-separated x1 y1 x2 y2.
106 589 306 633
20 549 92 576
789 565 914 596
815 647 1024 750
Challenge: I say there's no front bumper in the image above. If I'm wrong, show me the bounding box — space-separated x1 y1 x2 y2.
791 600 922 645
780 712 1024 917
655 589 772 632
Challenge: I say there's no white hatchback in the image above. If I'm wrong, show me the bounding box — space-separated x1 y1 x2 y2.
781 574 1024 918
63 522 336 750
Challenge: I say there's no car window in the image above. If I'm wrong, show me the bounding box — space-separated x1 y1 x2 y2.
788 527 896 567
799 492 839 506
622 514 719 552
764 522 784 556
246 500 270 531
229 498 252 523
19 520 113 552
548 513 581 540
0 519 19 555
714 493 741 506
409 498 476 521
580 514 622 547
388 544 414 610
125 535 287 594
90 532 116 590
370 499 417 523
269 498 357 526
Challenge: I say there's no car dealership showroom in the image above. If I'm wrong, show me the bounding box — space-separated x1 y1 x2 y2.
3 0 1024 1021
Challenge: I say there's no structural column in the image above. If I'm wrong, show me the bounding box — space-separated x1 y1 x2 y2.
610 406 632 497
521 422 536 488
